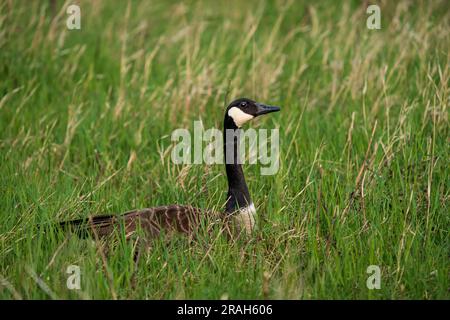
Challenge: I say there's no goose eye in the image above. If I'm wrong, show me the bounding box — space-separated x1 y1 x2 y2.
240 102 247 107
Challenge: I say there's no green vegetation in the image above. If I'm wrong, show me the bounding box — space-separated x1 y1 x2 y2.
0 0 448 299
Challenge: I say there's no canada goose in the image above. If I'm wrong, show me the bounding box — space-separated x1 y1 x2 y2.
59 98 280 241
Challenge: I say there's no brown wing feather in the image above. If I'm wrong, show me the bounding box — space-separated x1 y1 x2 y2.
60 205 213 239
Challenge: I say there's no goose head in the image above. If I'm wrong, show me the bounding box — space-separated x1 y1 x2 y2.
225 98 280 128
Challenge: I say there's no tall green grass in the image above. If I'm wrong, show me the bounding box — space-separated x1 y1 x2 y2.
0 0 448 299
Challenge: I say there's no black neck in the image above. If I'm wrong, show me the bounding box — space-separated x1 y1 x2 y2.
223 115 252 213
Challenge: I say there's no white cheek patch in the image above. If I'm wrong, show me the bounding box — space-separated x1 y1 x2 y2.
228 107 254 127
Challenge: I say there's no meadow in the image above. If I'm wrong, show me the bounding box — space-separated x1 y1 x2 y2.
0 0 448 299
